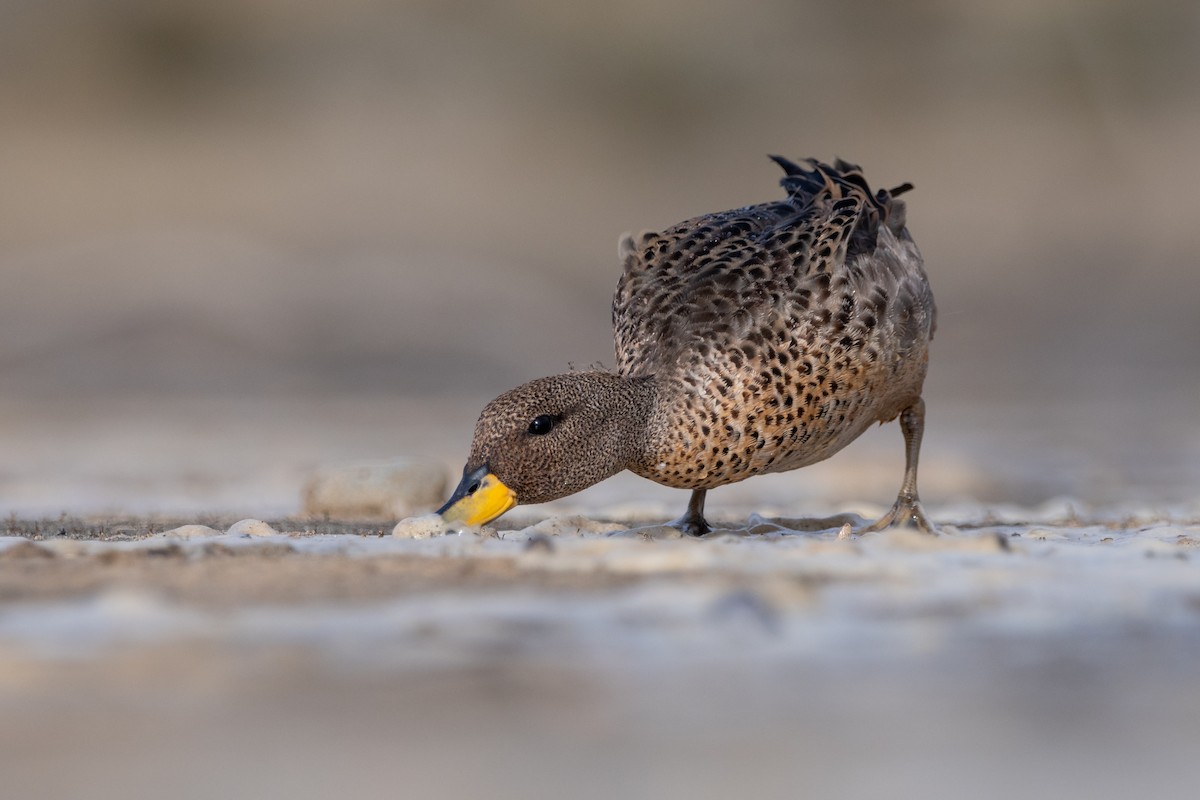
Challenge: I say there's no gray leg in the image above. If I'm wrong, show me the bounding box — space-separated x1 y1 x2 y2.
860 398 937 534
672 489 712 537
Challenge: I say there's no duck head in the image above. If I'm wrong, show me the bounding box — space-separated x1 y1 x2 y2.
438 371 654 526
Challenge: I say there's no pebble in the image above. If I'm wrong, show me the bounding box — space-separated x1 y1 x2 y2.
303 458 448 519
226 519 279 538
392 513 451 539
162 524 223 539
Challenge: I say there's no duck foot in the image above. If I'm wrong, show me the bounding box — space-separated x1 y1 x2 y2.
858 398 938 535
670 489 713 537
858 495 937 535
672 515 712 537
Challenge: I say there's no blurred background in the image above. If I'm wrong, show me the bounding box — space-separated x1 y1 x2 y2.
1 0 1198 515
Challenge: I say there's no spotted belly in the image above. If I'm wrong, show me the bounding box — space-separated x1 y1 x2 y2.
635 331 927 491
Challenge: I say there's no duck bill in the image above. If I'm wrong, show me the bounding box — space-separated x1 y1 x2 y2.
437 465 517 526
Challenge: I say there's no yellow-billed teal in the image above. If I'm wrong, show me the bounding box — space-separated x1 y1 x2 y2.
438 156 936 536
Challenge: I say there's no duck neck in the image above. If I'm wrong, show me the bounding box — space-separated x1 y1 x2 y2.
592 372 658 473
612 372 668 475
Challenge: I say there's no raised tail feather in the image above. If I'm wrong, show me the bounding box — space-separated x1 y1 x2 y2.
767 155 912 254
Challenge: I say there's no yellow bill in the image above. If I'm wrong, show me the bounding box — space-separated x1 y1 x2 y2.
437 467 517 527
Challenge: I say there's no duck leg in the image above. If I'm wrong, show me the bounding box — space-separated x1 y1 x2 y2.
672 489 712 537
860 398 937 534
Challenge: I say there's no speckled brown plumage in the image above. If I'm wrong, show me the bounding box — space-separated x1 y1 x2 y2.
446 156 936 535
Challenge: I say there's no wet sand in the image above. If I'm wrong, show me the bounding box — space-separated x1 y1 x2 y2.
3 508 1199 799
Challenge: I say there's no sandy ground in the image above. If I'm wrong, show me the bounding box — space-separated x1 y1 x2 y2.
3 506 1199 800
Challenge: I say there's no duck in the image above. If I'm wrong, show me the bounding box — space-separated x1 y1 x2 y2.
437 156 937 536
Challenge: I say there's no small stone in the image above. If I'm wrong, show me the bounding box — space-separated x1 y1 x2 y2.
836 523 854 540
226 519 279 538
303 458 448 520
163 524 223 539
392 513 451 539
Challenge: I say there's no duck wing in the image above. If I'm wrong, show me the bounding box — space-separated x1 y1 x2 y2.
613 157 918 378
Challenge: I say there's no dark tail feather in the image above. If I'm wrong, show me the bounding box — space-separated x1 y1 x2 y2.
768 155 913 255
767 154 804 175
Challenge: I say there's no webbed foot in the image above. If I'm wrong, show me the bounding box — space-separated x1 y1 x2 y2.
672 514 713 537
859 398 938 535
671 488 713 537
858 494 938 535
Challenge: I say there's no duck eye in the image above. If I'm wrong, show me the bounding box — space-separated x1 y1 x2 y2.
527 414 556 435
